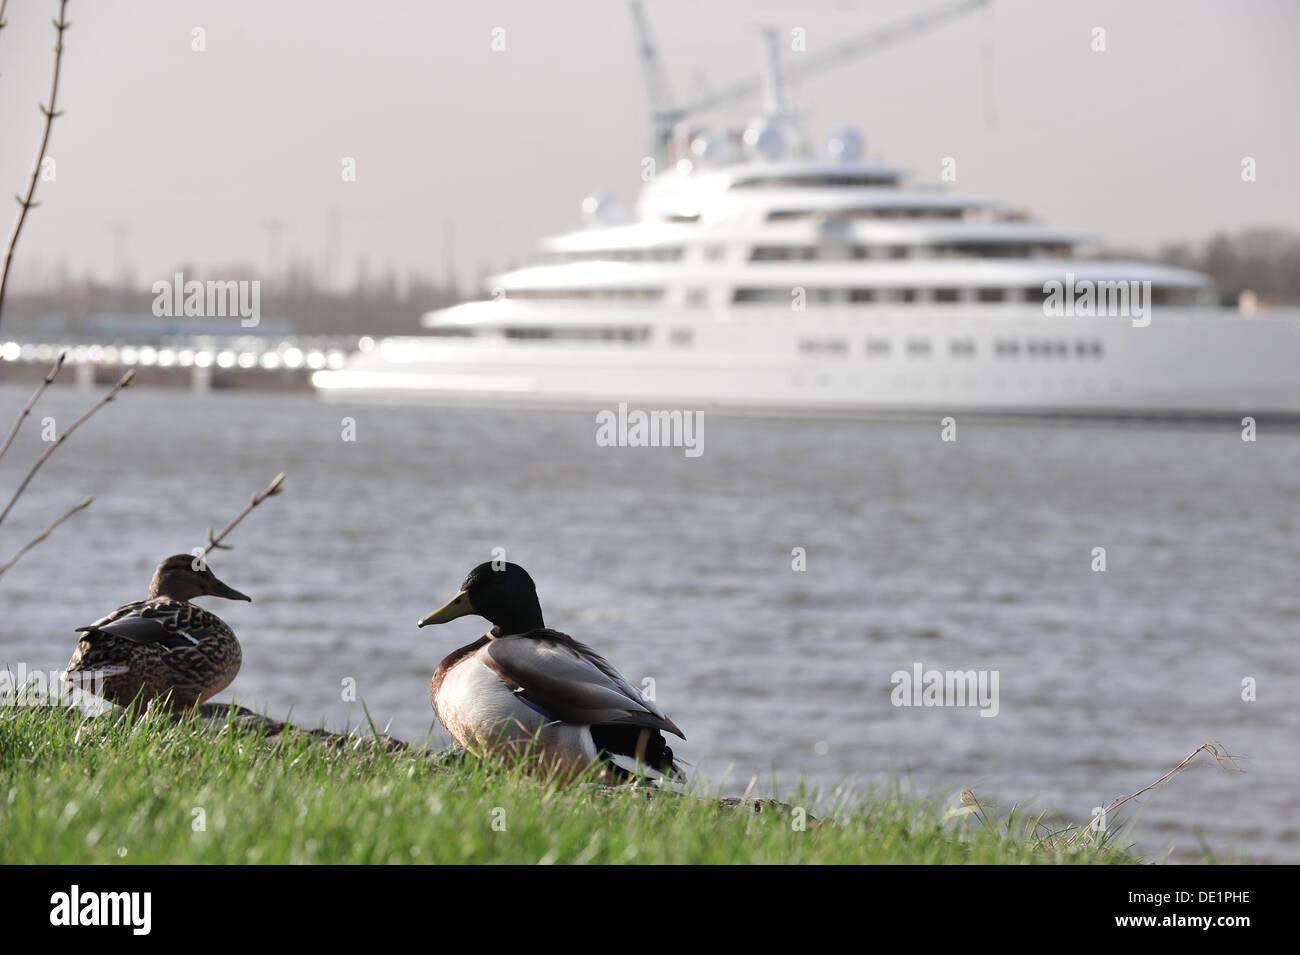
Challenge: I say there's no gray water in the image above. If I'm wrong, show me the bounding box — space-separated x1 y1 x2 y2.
1 383 1297 863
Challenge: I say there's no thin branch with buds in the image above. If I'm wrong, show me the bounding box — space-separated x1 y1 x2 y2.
0 495 91 579
202 472 286 556
0 0 71 325
0 350 64 465
0 368 132 529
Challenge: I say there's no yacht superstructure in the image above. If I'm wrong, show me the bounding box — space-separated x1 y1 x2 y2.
313 2 1299 418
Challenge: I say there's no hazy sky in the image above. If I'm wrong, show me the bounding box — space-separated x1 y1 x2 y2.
1 0 1296 299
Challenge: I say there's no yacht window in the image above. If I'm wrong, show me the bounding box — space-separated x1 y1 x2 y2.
798 338 849 355
994 340 1020 357
978 288 1006 303
750 246 817 261
670 327 694 347
685 288 708 307
865 338 891 356
703 245 726 261
850 289 877 303
1025 340 1070 358
502 326 650 342
731 175 898 189
732 288 789 304
906 339 931 357
950 339 976 357
934 288 961 303
506 287 664 302
767 207 967 222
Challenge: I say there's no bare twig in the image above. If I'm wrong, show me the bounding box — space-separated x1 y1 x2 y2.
0 0 70 326
0 494 90 578
201 472 285 556
0 1 10 35
1066 740 1245 847
0 350 64 465
0 367 132 529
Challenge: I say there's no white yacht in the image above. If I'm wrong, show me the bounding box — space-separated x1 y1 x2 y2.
314 3 1299 419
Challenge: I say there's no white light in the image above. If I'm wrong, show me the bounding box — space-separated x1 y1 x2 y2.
357 336 375 353
120 346 139 364
216 351 236 368
259 352 281 369
195 351 214 368
282 347 303 368
138 346 158 366
306 351 326 369
237 352 257 369
1 342 20 361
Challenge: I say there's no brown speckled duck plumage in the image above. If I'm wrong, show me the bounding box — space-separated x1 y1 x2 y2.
63 554 251 712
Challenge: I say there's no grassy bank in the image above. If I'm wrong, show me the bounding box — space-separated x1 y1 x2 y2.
0 704 1137 864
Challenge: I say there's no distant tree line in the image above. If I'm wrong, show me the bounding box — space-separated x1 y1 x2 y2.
1154 227 1300 305
3 263 462 337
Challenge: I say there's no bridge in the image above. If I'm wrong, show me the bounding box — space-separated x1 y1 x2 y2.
0 336 364 392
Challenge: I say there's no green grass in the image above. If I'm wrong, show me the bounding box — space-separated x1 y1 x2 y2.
0 703 1139 864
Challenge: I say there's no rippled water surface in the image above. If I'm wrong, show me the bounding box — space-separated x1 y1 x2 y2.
2 383 1297 862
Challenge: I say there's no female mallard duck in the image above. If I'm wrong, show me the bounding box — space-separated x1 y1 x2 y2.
62 554 251 712
419 562 685 782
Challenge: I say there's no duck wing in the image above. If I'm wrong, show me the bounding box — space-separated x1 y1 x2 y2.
75 600 203 651
483 629 685 739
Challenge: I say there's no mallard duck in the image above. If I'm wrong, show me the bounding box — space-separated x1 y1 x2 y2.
418 562 685 782
62 554 251 712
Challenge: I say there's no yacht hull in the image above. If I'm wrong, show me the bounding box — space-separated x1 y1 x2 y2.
313 306 1300 420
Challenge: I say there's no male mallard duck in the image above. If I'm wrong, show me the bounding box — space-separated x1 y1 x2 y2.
418 562 685 781
62 554 251 712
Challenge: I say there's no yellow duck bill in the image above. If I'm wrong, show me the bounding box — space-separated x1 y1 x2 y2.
418 590 474 628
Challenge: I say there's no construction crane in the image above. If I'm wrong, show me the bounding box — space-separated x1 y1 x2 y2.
628 0 991 159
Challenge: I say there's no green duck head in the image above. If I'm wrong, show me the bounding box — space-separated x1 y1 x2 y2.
418 561 544 636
